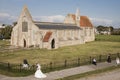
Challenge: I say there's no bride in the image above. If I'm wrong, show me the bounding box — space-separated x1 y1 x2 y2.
34 63 46 79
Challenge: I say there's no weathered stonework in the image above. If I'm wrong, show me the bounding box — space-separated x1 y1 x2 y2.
11 6 95 49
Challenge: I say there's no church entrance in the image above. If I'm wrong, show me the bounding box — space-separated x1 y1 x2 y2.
23 39 26 47
51 39 55 49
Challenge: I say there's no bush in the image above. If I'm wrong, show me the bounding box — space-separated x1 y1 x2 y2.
111 31 120 35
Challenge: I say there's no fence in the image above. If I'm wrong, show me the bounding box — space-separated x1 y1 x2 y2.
0 53 120 74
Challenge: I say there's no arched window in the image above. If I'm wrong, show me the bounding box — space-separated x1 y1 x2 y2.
22 21 28 32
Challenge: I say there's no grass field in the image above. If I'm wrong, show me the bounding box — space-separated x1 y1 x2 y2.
0 35 120 65
95 35 120 42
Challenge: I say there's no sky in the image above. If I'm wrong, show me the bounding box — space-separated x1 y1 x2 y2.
0 0 120 28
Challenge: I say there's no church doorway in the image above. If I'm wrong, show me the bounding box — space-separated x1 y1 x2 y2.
51 39 55 49
23 39 26 47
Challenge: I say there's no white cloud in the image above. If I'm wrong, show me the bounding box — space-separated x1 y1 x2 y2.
90 17 113 26
0 13 65 24
0 13 119 28
0 12 17 25
90 17 120 28
0 13 10 17
33 15 65 22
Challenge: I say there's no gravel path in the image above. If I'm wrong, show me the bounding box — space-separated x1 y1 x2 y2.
0 61 117 80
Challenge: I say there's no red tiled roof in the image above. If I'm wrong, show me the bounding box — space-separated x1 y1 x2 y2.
43 32 52 42
68 14 93 27
80 16 93 27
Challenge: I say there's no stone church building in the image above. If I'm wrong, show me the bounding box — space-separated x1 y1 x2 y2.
11 6 95 49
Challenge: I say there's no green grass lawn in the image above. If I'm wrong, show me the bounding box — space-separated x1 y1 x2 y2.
0 35 120 65
95 35 120 42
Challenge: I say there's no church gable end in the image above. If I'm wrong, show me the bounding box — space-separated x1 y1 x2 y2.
65 14 93 28
19 6 33 22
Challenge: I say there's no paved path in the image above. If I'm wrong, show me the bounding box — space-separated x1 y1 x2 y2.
0 61 117 80
76 68 120 80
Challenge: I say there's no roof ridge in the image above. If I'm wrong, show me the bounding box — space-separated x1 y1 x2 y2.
34 21 76 26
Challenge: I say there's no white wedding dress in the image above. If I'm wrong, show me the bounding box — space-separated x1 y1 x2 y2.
35 64 46 78
116 58 120 64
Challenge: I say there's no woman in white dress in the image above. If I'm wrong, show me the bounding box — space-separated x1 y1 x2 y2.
34 63 46 79
116 57 120 65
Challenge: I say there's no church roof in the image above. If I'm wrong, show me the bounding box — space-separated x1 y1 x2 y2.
68 14 93 27
80 16 93 27
43 31 52 42
34 22 81 30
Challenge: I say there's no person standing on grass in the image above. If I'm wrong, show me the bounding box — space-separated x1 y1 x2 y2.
92 58 97 65
35 63 46 79
107 54 111 63
116 57 120 65
22 59 29 68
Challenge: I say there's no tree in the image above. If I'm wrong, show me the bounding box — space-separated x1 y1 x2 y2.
2 24 5 26
13 22 17 26
109 26 114 32
96 25 104 33
0 25 13 39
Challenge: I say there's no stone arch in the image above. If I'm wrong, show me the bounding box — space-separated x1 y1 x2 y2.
21 34 27 47
51 39 55 49
23 39 26 47
47 31 58 49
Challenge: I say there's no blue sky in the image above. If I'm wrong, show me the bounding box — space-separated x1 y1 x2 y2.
0 0 120 28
